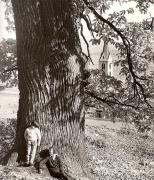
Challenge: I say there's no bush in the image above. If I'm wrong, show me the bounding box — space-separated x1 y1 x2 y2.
0 118 16 162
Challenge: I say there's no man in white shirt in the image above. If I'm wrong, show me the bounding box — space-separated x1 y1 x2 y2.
24 121 41 166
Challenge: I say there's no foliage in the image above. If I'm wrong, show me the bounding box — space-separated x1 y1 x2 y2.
1 0 14 31
0 118 16 162
82 0 154 106
114 24 154 99
0 38 17 87
82 1 154 125
133 112 152 133
85 68 154 132
85 69 124 107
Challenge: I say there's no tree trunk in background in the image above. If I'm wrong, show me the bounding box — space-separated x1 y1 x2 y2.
11 0 87 178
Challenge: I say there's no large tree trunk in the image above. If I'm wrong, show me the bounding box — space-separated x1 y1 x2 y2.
11 0 88 178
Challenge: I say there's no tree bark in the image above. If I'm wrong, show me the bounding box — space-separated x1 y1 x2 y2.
11 0 88 178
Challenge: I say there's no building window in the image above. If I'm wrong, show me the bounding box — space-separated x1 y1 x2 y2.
102 63 105 70
109 72 111 76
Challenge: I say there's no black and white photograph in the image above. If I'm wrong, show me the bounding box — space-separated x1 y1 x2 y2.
0 0 154 179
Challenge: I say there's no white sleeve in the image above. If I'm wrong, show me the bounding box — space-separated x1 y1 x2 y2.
36 128 41 146
24 129 28 141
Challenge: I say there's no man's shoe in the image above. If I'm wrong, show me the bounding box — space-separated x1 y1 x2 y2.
23 162 30 167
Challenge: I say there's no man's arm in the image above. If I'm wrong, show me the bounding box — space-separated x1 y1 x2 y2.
56 156 63 172
36 128 41 146
38 157 49 173
24 129 28 141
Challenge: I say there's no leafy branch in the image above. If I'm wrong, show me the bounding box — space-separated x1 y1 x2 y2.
82 0 152 108
80 13 98 35
80 23 94 65
85 90 140 109
3 65 18 73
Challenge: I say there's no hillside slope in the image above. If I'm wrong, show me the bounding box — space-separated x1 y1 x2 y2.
1 122 154 180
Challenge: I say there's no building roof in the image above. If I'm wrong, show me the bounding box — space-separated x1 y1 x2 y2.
99 41 111 62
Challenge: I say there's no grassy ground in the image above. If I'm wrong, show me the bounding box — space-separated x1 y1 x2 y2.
0 118 154 179
86 125 154 180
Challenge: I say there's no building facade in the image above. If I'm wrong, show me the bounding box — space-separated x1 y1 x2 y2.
99 41 113 76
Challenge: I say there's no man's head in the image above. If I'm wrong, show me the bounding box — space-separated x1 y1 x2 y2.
39 149 50 158
39 147 55 158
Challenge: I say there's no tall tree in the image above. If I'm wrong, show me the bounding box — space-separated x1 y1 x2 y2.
2 0 154 178
11 0 88 178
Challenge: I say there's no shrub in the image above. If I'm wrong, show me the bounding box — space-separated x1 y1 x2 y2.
0 118 16 162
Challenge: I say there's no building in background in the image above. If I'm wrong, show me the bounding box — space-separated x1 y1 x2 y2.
85 40 121 79
99 41 113 76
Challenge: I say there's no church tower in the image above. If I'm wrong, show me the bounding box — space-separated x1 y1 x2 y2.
99 41 113 76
